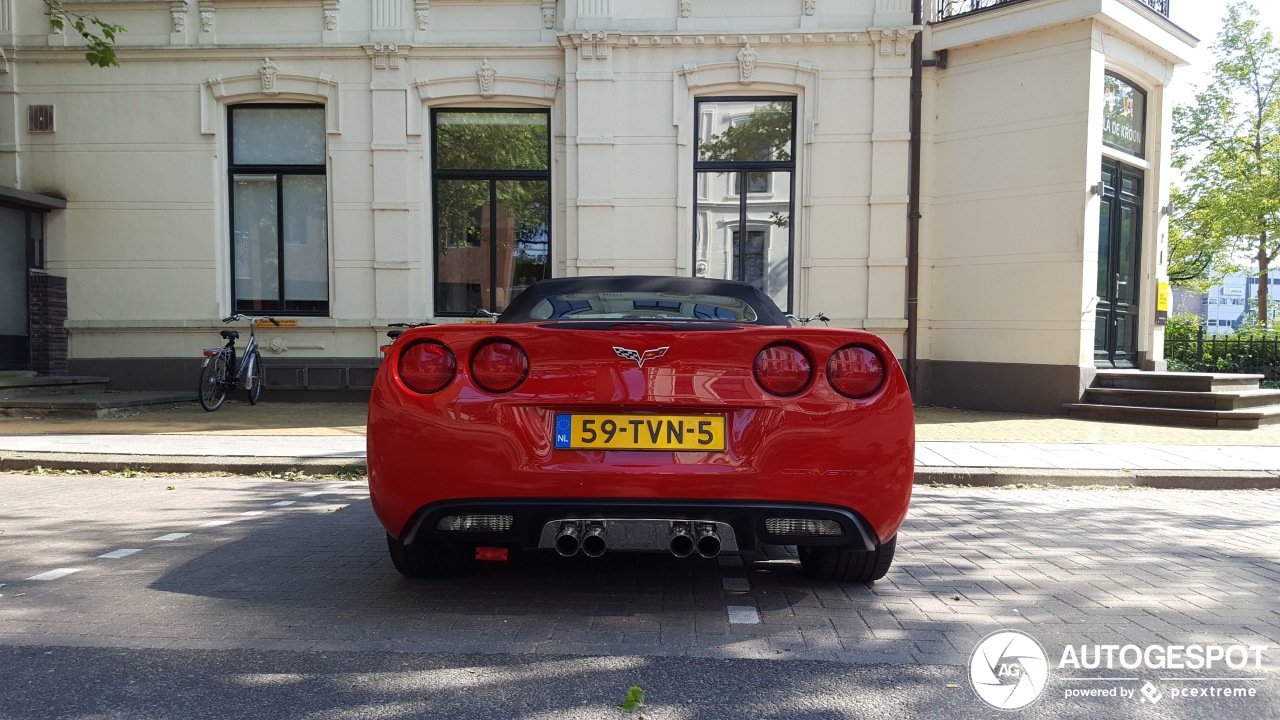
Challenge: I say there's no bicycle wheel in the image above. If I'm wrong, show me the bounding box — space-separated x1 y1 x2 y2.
198 353 229 412
245 349 264 405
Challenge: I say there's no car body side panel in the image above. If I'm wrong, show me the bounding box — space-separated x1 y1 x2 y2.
367 324 914 545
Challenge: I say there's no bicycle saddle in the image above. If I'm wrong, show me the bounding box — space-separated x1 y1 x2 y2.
220 330 239 340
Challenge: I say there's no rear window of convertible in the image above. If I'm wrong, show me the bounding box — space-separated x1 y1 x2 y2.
527 292 760 322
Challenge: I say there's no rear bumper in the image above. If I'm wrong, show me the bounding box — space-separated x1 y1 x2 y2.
399 498 881 552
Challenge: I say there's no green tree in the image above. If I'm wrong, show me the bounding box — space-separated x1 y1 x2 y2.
1173 2 1280 327
1167 187 1229 291
44 0 125 67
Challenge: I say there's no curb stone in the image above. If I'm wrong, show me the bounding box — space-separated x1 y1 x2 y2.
913 466 1280 490
0 452 366 476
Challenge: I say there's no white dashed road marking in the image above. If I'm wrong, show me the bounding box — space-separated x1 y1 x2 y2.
200 519 236 528
152 533 191 542
27 568 81 581
97 549 141 559
240 511 266 517
270 501 296 507
726 606 760 624
300 491 325 497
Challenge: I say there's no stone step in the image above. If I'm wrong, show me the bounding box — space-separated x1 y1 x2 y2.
0 391 196 420
0 375 112 399
1083 387 1280 411
1064 402 1280 429
1093 370 1263 393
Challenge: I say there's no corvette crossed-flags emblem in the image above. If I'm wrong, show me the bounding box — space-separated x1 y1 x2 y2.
613 346 669 368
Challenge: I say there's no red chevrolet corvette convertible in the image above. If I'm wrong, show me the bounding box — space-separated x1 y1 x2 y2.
367 276 914 582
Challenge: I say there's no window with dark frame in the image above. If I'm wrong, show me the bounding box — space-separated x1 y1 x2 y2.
1103 73 1146 158
228 105 329 315
693 97 796 312
432 109 551 316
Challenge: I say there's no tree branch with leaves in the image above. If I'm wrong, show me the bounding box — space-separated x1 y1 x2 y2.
44 0 125 67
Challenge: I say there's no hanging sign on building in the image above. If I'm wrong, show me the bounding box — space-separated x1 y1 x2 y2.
1103 73 1146 157
1155 281 1169 326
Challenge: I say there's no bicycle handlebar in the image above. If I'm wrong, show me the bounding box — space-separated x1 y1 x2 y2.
221 314 281 327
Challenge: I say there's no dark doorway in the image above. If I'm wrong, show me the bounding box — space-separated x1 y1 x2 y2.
1094 159 1143 368
0 206 33 371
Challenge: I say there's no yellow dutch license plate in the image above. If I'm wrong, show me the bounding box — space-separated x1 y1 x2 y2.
554 414 726 451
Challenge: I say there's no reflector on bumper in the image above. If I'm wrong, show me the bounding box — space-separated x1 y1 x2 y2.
765 518 845 537
435 514 514 532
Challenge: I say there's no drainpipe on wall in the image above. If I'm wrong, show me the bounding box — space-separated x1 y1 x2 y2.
906 0 924 398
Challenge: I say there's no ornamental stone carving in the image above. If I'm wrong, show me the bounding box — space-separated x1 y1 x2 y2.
803 0 816 15
415 0 429 29
323 10 337 30
542 0 555 29
200 10 214 32
679 0 692 18
171 11 186 33
370 42 402 70
259 57 279 93
878 28 910 56
737 43 757 83
477 59 496 96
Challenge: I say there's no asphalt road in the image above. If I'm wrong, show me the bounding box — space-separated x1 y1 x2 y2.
0 473 1276 719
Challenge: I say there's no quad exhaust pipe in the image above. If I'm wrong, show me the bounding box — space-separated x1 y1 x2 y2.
581 523 607 558
541 519 737 556
668 523 695 558
693 523 722 558
555 521 609 557
554 522 581 557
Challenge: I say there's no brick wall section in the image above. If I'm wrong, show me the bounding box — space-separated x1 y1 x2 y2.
28 271 68 376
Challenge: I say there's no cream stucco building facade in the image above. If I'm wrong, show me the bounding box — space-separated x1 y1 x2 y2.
0 0 1195 412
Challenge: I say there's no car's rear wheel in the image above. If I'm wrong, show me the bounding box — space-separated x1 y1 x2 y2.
386 534 475 578
799 535 896 583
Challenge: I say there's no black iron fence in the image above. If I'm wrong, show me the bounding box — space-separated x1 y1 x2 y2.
935 0 1169 22
1166 328 1280 380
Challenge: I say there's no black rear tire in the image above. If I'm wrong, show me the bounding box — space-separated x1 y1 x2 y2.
799 535 896 583
386 534 476 578
245 350 264 405
198 353 228 412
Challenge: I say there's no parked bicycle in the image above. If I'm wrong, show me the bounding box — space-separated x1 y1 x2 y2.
199 314 280 412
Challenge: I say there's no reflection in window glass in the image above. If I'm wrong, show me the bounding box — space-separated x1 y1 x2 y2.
435 111 550 171
1102 73 1146 157
697 101 793 163
694 99 795 311
433 110 551 315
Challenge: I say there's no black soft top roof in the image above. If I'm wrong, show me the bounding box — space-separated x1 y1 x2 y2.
498 275 790 326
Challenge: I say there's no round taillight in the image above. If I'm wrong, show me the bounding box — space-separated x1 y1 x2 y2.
398 340 456 394
754 344 813 396
471 340 528 393
827 345 885 398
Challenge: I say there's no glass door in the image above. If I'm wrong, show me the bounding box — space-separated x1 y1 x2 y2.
1094 160 1142 368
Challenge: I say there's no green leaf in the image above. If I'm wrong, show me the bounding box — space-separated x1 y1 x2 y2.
619 686 645 712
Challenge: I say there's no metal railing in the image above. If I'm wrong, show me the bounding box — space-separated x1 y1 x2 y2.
935 0 1169 22
1166 328 1280 380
